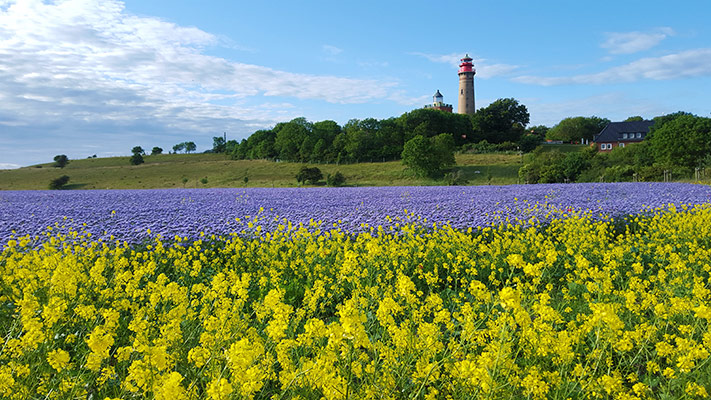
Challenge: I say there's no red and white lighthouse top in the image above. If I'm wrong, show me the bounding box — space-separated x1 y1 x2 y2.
458 54 475 74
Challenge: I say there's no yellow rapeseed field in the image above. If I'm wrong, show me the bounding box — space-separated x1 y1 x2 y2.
1 205 711 399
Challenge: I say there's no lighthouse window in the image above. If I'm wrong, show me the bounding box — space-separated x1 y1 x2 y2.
461 89 463 94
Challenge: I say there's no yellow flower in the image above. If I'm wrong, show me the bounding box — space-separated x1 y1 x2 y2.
47 349 70 372
154 372 187 400
206 378 233 400
499 287 520 309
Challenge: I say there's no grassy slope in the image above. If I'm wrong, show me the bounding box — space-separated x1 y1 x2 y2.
0 153 524 190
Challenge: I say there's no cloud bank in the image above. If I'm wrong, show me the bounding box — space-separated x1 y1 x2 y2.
601 27 674 54
514 48 711 86
0 0 405 165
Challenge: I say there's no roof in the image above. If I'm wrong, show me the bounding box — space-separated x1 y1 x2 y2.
593 120 655 143
434 90 443 98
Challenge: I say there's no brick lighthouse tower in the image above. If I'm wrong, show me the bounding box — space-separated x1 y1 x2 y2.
457 54 476 115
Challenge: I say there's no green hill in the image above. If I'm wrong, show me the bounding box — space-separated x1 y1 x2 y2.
0 153 523 190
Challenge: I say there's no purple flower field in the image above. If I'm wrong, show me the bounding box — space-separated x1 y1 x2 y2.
1 182 710 244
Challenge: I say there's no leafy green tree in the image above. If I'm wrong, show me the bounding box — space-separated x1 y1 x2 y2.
53 154 69 168
562 152 591 181
311 138 327 163
151 147 163 155
172 143 185 153
49 175 70 190
129 153 144 165
546 116 610 142
528 125 549 139
650 111 693 133
401 135 431 177
131 146 145 155
212 136 226 153
296 166 323 184
225 140 238 154
648 114 711 169
398 108 473 145
401 134 455 178
431 133 456 168
519 134 542 153
275 119 310 161
472 98 530 143
625 116 644 122
184 142 196 153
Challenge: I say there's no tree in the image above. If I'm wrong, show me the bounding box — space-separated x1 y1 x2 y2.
648 114 711 169
131 146 145 155
49 175 70 190
173 143 185 153
212 136 226 153
151 147 163 155
296 166 323 184
53 155 69 168
519 134 542 153
275 119 310 162
401 134 455 178
225 140 238 154
397 108 473 145
130 153 144 165
528 125 549 139
472 98 530 143
625 116 644 122
184 142 196 153
546 116 610 143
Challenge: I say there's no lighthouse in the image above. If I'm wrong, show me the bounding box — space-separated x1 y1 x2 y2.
424 89 453 113
457 54 475 115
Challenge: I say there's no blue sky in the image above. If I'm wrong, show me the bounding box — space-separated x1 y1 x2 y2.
1 0 710 168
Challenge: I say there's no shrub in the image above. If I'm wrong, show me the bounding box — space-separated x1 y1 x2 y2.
49 175 70 190
402 134 455 178
445 169 468 186
296 166 323 184
326 171 346 187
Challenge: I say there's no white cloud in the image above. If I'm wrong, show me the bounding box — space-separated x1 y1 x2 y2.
0 163 21 169
0 1 399 123
513 48 711 86
601 27 674 54
322 44 343 55
410 52 462 67
0 0 406 166
409 52 519 78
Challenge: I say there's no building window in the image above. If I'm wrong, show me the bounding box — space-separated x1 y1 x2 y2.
620 143 625 148
601 143 612 150
636 132 642 138
622 133 628 139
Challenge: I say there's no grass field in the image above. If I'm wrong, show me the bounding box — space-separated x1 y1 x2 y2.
0 153 524 190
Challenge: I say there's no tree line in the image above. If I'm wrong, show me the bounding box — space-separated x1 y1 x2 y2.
520 112 711 183
228 98 533 164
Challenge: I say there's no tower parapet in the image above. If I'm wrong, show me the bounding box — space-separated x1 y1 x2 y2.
457 54 476 115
